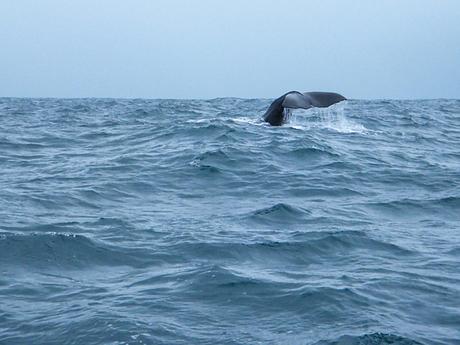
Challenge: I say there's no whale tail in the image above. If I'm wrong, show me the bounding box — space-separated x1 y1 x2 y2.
264 91 346 126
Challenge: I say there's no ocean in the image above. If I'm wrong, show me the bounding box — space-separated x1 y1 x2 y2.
0 97 459 345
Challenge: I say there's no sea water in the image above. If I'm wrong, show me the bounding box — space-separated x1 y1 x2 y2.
0 98 459 344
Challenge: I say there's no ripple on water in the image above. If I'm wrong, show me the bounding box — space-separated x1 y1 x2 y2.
0 98 459 344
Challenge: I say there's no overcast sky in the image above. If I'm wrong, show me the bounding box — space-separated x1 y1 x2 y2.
1 0 459 99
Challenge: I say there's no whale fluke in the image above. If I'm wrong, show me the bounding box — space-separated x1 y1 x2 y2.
263 91 346 126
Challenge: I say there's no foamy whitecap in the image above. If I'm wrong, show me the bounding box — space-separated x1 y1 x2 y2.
185 118 210 124
231 117 265 126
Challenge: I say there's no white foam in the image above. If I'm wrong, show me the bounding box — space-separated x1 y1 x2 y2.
231 117 265 126
185 118 210 124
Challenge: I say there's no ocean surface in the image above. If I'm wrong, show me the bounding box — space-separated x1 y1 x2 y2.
0 97 459 345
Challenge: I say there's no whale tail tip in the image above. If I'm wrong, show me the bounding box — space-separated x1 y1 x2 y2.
264 91 346 126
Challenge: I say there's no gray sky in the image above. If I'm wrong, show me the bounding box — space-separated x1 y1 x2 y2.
1 0 459 99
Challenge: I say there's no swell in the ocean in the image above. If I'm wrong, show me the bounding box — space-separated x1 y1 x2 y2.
0 97 459 345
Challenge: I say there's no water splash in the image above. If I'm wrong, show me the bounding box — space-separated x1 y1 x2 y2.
287 102 367 133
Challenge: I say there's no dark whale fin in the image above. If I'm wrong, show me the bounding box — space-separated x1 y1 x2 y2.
264 91 346 126
302 92 347 108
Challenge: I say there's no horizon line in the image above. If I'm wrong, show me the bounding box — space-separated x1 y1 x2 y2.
1 95 459 101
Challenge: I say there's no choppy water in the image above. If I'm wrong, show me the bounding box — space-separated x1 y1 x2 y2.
1 97 459 345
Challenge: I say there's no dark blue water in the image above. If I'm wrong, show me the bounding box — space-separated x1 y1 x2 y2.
1 97 459 345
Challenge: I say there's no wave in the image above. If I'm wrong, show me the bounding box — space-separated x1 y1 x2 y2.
248 203 312 224
0 232 151 269
364 196 460 220
313 332 425 345
281 146 341 168
171 230 415 265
